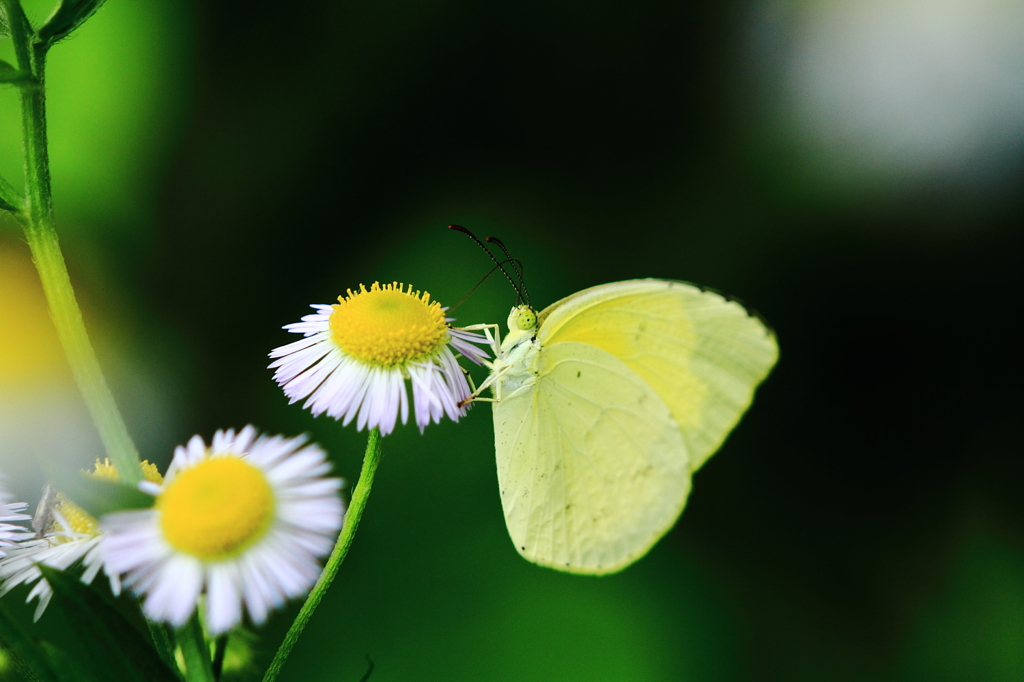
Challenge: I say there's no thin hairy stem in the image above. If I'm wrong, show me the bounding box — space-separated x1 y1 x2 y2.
262 428 383 682
1 0 141 483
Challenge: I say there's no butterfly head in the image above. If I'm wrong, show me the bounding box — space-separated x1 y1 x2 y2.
510 305 537 332
501 304 539 351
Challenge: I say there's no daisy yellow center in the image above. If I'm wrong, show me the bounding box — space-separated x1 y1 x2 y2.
51 459 165 541
157 456 275 561
56 495 99 537
329 281 449 367
93 458 164 485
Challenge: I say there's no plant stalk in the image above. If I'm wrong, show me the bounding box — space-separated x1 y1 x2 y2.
2 0 141 484
262 428 383 682
178 615 215 682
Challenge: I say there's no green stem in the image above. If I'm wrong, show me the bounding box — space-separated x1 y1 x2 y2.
177 615 215 682
211 635 227 680
1 0 141 484
0 173 24 213
262 428 383 682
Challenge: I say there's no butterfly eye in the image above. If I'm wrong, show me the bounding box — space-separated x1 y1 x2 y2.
516 308 538 331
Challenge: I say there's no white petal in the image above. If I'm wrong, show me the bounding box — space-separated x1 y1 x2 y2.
206 564 242 635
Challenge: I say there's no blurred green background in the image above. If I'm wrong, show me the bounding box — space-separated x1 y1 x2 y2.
2 0 1023 680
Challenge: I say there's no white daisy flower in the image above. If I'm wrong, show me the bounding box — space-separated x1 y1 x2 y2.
0 477 30 553
269 281 489 435
0 513 110 620
101 426 344 635
0 460 161 620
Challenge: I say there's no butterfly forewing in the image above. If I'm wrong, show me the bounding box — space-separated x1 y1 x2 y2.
538 279 778 471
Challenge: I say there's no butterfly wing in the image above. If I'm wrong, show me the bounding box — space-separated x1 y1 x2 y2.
538 279 778 471
494 340 691 575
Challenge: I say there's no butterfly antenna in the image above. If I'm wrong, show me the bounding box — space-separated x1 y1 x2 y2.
448 225 525 304
448 262 514 313
485 236 531 308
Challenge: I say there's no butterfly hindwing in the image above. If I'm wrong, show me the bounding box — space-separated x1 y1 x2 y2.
494 340 691 574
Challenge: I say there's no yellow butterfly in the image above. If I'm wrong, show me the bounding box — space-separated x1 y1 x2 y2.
455 230 779 575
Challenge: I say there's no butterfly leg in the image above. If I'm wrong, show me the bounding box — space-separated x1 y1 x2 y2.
461 368 506 404
453 322 502 358
459 353 513 406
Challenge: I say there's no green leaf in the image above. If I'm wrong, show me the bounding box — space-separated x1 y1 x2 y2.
147 621 183 680
0 59 34 85
43 643 105 682
0 581 104 682
37 0 107 45
37 566 179 682
0 600 63 682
